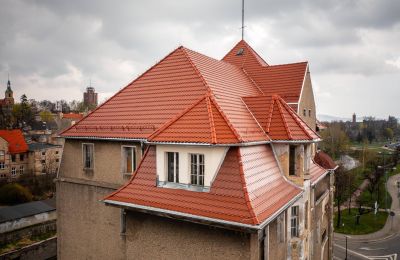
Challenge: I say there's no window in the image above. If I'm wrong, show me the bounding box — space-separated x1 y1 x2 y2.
277 212 285 243
322 229 327 242
289 145 296 176
291 206 299 237
190 154 204 186
41 160 46 165
11 167 16 177
19 166 24 175
42 151 46 156
0 150 4 161
308 109 311 117
11 154 16 162
56 159 59 163
55 151 59 154
167 152 179 183
82 143 94 169
0 162 4 169
121 146 136 174
303 108 307 116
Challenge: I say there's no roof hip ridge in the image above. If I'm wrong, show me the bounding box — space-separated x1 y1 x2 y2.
275 96 293 140
208 96 243 143
205 96 217 144
276 96 316 139
148 95 207 140
237 147 260 225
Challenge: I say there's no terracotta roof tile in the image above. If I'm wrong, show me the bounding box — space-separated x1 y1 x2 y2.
62 113 83 120
314 150 337 170
242 95 319 141
105 145 301 226
309 160 329 184
0 129 28 154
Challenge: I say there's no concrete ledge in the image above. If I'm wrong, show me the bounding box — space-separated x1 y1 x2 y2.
55 177 120 190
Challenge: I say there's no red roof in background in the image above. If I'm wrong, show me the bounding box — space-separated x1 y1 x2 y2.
222 40 308 104
105 145 301 226
0 129 28 154
61 41 312 144
62 113 83 120
309 160 329 184
242 95 319 141
314 150 337 170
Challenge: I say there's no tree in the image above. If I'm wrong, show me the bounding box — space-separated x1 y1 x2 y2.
0 183 33 205
12 94 34 127
39 110 54 122
320 122 349 159
383 128 394 141
335 166 347 228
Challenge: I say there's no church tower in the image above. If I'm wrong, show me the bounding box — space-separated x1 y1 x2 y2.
5 79 14 105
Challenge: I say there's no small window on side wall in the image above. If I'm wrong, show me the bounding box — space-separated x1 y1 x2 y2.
289 145 296 176
291 206 299 237
190 153 204 186
308 109 311 117
303 108 307 116
82 143 94 170
122 146 136 174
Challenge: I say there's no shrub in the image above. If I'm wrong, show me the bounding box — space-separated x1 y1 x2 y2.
0 183 33 205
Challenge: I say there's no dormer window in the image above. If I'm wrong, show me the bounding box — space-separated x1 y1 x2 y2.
167 152 179 183
190 154 204 186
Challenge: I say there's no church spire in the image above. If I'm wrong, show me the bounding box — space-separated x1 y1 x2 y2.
6 73 11 91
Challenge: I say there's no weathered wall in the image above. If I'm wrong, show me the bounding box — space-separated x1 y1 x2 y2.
273 143 305 186
60 139 142 185
57 181 252 260
0 211 56 233
298 69 317 131
267 212 287 260
0 220 56 246
0 237 56 260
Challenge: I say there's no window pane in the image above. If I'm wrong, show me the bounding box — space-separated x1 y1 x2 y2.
167 152 174 182
289 146 296 176
175 153 179 182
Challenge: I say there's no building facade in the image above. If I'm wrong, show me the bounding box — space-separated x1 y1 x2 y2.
58 40 335 259
0 130 29 179
28 143 63 175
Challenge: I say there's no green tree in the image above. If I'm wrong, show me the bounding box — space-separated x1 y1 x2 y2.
0 183 33 205
320 123 349 159
383 128 394 141
39 110 54 122
335 166 347 228
12 94 33 126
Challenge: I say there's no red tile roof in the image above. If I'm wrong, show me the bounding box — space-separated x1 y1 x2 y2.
62 113 83 120
105 145 301 226
0 129 28 154
61 41 313 144
242 95 319 141
222 40 308 104
309 160 329 184
314 150 337 170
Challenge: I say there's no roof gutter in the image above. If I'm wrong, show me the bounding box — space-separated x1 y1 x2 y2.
271 139 321 144
103 190 303 233
59 136 147 142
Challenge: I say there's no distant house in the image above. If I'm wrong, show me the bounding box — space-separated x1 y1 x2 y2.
0 129 29 179
58 40 336 260
28 143 62 175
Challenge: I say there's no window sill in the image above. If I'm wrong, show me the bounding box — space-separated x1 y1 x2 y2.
157 181 210 192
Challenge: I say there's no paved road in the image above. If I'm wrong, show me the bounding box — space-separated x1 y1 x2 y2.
333 173 400 260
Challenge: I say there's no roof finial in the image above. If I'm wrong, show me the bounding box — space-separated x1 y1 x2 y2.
241 0 245 40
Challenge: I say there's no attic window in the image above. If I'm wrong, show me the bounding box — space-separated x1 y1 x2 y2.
236 48 244 56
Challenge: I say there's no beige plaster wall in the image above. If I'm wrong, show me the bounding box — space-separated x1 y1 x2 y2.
273 143 305 186
267 212 287 260
60 139 142 185
298 69 317 131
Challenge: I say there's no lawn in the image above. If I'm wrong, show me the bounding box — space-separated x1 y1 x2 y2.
334 208 388 235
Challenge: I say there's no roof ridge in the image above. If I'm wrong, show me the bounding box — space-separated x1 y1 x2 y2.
265 97 275 133
61 45 186 137
240 68 264 95
241 40 269 66
240 97 271 141
148 95 207 140
277 96 317 139
267 61 308 68
275 96 293 140
103 145 152 200
205 96 217 144
209 96 243 143
180 47 212 94
237 147 260 225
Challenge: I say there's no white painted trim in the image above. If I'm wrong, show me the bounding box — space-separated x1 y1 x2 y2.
120 145 137 175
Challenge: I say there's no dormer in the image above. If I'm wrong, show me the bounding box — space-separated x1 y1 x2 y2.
155 145 227 191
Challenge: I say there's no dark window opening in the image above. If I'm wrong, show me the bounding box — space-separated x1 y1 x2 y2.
289 145 296 176
167 152 179 183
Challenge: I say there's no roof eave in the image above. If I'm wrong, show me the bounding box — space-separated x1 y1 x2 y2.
271 138 321 144
60 136 147 142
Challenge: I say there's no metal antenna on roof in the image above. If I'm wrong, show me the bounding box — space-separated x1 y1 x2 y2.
241 0 245 40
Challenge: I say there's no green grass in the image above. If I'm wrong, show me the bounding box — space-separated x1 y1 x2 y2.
0 230 56 254
334 208 388 235
359 178 392 210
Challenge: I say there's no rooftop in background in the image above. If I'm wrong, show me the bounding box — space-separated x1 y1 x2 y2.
0 129 29 154
28 142 62 151
62 113 83 120
0 198 55 223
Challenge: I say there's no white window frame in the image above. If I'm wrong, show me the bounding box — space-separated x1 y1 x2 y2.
190 153 205 186
121 146 136 175
0 162 4 170
11 167 16 177
166 152 179 183
291 206 299 238
82 143 94 170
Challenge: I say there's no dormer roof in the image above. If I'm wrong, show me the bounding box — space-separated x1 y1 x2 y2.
105 145 302 227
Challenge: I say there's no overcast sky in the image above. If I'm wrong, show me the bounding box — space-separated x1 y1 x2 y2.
0 0 399 119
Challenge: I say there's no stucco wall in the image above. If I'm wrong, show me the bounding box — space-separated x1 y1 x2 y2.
57 181 252 260
60 139 142 185
156 145 227 186
273 143 305 186
0 211 57 233
267 211 287 260
298 70 317 131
